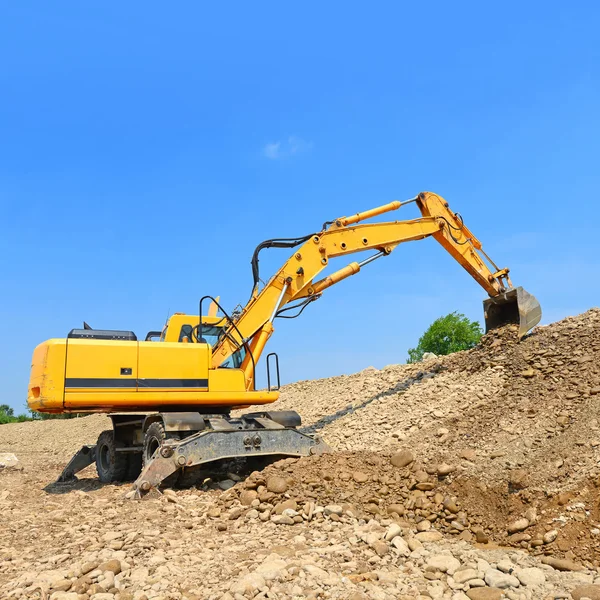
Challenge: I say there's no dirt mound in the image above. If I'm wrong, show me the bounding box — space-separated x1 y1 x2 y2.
275 308 600 493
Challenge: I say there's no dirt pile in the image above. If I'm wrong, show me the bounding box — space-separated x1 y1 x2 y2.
1 307 600 600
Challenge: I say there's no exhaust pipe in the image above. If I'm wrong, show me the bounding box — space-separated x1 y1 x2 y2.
483 286 542 338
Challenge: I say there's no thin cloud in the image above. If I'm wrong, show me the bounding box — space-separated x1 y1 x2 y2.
263 136 313 159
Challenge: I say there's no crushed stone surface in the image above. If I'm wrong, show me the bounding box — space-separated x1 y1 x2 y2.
1 308 600 600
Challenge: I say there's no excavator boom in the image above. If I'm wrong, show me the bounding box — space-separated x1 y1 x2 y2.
213 192 541 379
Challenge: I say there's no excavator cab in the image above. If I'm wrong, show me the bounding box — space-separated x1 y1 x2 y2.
483 286 542 338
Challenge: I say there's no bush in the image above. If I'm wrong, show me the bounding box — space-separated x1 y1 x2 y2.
0 404 33 424
407 312 482 363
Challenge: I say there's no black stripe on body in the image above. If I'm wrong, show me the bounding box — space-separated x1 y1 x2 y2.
65 378 209 388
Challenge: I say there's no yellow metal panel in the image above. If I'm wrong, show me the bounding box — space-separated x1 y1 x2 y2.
63 390 279 412
208 368 246 392
64 339 138 390
137 342 209 390
27 339 66 412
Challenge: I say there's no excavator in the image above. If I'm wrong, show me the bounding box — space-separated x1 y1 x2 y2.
27 192 541 494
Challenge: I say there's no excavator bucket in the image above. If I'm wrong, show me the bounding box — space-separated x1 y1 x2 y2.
483 286 542 338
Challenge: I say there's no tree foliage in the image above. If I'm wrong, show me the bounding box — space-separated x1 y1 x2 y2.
0 404 32 424
407 312 482 363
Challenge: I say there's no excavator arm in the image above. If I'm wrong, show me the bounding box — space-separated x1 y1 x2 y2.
211 192 541 386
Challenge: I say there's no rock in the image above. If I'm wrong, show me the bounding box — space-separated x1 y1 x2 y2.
271 514 294 525
90 594 115 600
274 499 298 514
50 594 80 600
303 564 330 581
266 476 288 494
98 560 122 575
484 568 520 588
461 449 477 461
543 529 558 544
228 507 244 520
541 556 585 571
426 554 461 574
218 479 236 490
353 471 369 483
422 352 438 360
391 536 410 556
417 519 431 532
466 590 504 600
507 518 529 533
387 503 405 516
51 579 72 592
384 523 402 541
324 504 343 516
81 561 99 575
240 490 258 505
230 573 266 595
0 453 19 468
571 585 600 600
516 567 546 586
437 463 455 476
415 531 443 542
371 540 389 556
391 450 414 468
453 568 479 584
256 558 288 581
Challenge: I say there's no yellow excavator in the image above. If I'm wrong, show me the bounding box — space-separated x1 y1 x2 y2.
28 192 541 493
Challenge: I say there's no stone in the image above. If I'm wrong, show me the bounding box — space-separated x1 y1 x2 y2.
218 479 236 490
353 471 369 483
324 504 343 516
426 554 461 574
571 585 600 600
507 518 529 533
384 523 402 541
466 590 504 600
229 573 266 595
371 540 389 556
387 503 405 516
266 476 288 493
543 529 558 544
274 499 298 514
240 490 258 505
461 449 476 461
516 567 546 586
51 580 72 592
0 453 19 468
50 594 80 600
256 558 288 581
484 568 520 588
417 519 431 532
391 450 414 468
271 514 294 525
437 463 455 476
415 531 443 542
541 556 585 571
391 536 410 556
453 568 479 584
90 594 115 600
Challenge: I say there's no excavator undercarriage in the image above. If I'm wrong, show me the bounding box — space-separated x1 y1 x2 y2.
58 410 328 494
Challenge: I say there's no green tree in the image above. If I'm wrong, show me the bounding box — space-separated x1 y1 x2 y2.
407 312 482 363
0 404 14 417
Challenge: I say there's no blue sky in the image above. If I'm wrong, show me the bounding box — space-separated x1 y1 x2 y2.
1 3 599 413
